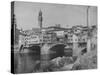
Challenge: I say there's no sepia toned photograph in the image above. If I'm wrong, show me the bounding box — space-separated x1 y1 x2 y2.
11 1 97 74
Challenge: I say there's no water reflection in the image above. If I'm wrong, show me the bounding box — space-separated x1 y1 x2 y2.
14 52 58 73
14 52 40 73
14 44 69 73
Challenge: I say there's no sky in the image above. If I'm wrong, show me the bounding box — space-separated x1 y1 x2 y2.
14 1 97 30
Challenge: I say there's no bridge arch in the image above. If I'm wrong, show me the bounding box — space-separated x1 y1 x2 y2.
49 44 66 59
28 45 41 54
21 44 41 54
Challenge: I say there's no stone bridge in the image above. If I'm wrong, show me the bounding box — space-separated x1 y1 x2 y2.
21 42 68 55
20 41 86 57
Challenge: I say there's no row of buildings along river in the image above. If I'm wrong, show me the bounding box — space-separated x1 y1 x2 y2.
12 10 97 57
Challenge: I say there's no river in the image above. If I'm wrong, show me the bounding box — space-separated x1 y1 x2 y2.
13 44 72 73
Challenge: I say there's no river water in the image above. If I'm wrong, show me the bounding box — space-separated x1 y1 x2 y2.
13 53 64 73
13 45 72 74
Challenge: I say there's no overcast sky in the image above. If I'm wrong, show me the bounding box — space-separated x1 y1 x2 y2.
14 1 97 30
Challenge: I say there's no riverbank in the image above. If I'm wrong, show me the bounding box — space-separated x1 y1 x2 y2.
40 50 97 72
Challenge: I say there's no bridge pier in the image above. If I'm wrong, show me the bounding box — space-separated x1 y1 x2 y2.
41 44 51 55
40 44 51 69
73 42 79 56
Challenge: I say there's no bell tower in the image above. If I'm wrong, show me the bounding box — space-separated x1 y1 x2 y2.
38 10 43 29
